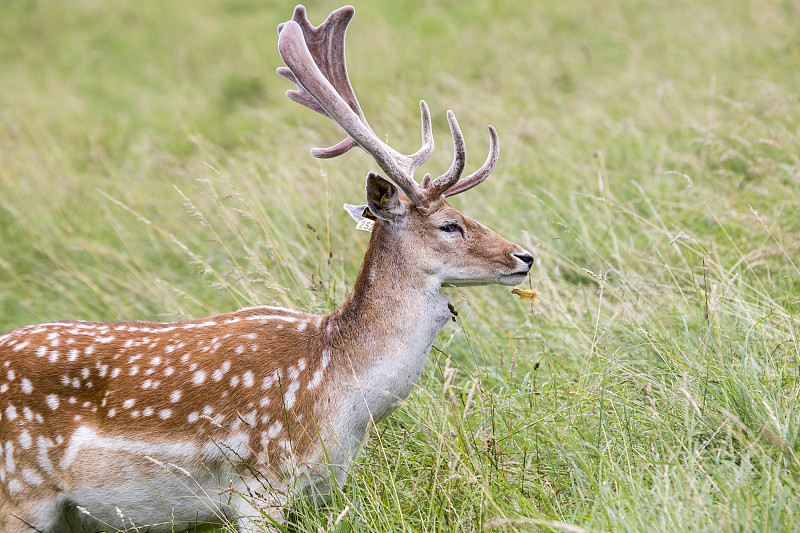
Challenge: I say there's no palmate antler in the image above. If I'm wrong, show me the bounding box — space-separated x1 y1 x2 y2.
277 5 499 207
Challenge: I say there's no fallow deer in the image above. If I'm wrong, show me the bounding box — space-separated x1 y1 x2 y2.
0 5 533 532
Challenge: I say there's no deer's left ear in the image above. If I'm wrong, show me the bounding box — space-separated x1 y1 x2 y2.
365 172 407 220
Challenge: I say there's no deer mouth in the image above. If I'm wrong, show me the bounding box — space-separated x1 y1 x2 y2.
491 268 529 286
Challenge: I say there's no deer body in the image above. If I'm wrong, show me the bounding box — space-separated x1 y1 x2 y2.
0 5 533 532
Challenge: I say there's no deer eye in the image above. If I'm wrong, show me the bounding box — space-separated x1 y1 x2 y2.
439 223 463 236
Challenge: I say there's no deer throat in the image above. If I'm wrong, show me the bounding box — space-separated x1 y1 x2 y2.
322 287 452 472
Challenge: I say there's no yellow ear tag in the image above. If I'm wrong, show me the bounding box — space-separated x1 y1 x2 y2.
511 288 539 302
380 192 390 206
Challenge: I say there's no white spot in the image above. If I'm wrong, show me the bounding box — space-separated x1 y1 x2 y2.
20 379 33 394
221 361 231 373
164 366 175 377
192 370 206 385
5 405 17 421
142 380 153 389
159 409 172 419
129 366 139 376
131 410 140 417
170 390 182 403
6 369 15 381
108 409 116 418
0 384 7 393
188 412 199 423
308 370 323 390
68 349 80 362
150 356 161 366
84 345 95 355
5 441 15 473
12 341 29 352
235 345 245 354
48 350 59 363
46 395 59 410
284 382 300 410
36 346 47 357
259 397 270 407
143 407 154 417
230 375 240 387
242 370 254 388
297 322 307 332
22 468 43 486
262 371 279 390
81 368 90 379
212 369 223 382
202 406 213 416
22 407 33 421
321 347 330 369
19 430 32 450
288 366 299 381
123 399 136 409
236 411 255 427
267 420 283 439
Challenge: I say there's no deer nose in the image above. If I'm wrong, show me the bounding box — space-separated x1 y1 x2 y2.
514 252 534 269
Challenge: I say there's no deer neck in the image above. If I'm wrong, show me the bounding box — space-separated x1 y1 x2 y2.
325 222 451 412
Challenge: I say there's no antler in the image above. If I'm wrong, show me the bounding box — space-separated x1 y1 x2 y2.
277 5 498 205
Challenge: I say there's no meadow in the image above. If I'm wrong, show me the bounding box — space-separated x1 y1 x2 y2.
1 0 799 531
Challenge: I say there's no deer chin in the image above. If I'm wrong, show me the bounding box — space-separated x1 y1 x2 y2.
442 270 529 287
498 271 530 286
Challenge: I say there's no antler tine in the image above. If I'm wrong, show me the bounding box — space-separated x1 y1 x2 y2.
428 110 466 196
407 100 434 171
277 5 428 205
443 125 500 197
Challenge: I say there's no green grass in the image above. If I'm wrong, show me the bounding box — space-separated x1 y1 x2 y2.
2 0 799 531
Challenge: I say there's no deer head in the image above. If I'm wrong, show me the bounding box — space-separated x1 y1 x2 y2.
277 5 533 290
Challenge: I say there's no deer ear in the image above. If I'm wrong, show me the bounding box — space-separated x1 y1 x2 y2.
365 172 406 220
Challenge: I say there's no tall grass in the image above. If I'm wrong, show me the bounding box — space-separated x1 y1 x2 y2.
1 0 799 531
